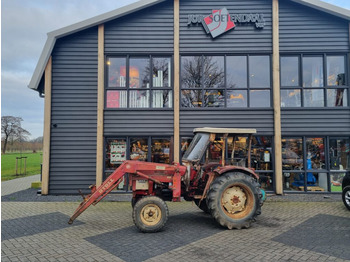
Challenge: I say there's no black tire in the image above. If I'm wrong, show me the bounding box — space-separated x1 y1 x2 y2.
132 196 169 233
131 197 140 208
342 186 350 211
194 199 210 213
206 172 262 229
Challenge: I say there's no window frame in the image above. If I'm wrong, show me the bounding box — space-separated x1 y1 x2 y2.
282 135 350 192
180 54 272 109
105 55 174 110
280 53 349 108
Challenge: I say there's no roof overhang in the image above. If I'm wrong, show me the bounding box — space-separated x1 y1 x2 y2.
290 0 350 21
193 127 257 134
28 0 167 92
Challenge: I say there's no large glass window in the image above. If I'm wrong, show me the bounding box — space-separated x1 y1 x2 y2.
151 139 171 164
106 56 172 109
283 136 349 192
282 138 303 170
181 55 271 108
105 136 172 191
280 54 349 108
281 56 299 87
249 56 270 88
303 56 324 88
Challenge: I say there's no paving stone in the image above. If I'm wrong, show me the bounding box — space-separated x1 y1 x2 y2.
2 185 350 261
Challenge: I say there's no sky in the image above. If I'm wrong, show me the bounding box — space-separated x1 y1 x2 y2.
1 0 350 139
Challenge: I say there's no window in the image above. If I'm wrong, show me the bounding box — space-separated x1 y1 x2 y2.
280 54 348 108
282 136 350 192
181 135 274 190
105 136 172 191
106 56 172 109
181 55 271 108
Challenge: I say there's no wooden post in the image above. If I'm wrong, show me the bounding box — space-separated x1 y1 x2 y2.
173 0 180 162
96 24 105 187
272 0 283 195
15 158 19 176
41 56 52 195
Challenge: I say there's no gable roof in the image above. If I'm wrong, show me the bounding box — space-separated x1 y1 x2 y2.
28 0 350 92
28 0 166 92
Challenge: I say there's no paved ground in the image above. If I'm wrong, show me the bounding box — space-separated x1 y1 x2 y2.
2 175 350 262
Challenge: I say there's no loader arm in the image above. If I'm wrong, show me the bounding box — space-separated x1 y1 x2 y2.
68 160 186 224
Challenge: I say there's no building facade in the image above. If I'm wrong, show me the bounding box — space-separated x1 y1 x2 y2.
29 0 350 195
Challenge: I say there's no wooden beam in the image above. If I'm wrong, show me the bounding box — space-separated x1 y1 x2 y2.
272 0 283 195
41 56 52 195
96 24 105 186
173 0 180 162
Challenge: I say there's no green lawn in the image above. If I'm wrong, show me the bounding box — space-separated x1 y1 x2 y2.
1 152 42 181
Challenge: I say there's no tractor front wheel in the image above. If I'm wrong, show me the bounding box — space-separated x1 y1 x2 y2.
207 172 262 229
132 196 169 233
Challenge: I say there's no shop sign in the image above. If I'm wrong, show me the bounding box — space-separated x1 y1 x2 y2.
187 7 265 38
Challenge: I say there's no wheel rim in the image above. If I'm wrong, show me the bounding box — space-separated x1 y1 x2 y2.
140 204 162 226
221 184 254 219
345 190 350 206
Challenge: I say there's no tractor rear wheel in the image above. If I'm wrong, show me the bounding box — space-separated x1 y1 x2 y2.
207 172 262 229
132 196 169 233
194 199 210 213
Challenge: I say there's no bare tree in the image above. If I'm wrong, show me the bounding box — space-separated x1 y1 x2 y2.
1 116 31 154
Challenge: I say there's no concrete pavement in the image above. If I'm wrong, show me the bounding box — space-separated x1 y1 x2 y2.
1 176 350 262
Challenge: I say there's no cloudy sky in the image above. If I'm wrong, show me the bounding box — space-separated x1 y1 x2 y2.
1 0 350 139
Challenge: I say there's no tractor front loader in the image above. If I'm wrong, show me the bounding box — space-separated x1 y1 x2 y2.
69 128 265 232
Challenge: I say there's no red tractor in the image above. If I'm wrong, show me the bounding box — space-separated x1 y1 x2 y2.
69 128 265 232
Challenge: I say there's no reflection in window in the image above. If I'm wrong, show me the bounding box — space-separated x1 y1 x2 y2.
259 173 273 191
107 57 126 87
181 55 271 108
203 56 224 88
327 56 345 86
227 136 248 167
208 135 224 162
106 90 127 108
330 173 347 192
105 138 127 169
181 90 202 107
153 57 171 87
327 89 348 107
129 58 150 88
281 56 299 87
129 90 149 108
329 138 349 170
282 138 303 170
227 56 247 88
106 56 172 109
105 138 128 190
181 137 193 157
306 138 325 170
227 90 247 107
303 56 324 87
284 172 328 191
281 89 301 107
181 56 201 88
203 90 225 107
251 136 272 171
250 90 270 107
130 138 148 161
304 89 324 107
152 90 172 108
249 56 270 88
151 139 170 164
283 172 302 190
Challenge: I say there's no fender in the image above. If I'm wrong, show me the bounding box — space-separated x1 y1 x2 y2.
214 165 259 180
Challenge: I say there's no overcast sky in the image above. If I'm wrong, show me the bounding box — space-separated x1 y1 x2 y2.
1 0 350 139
